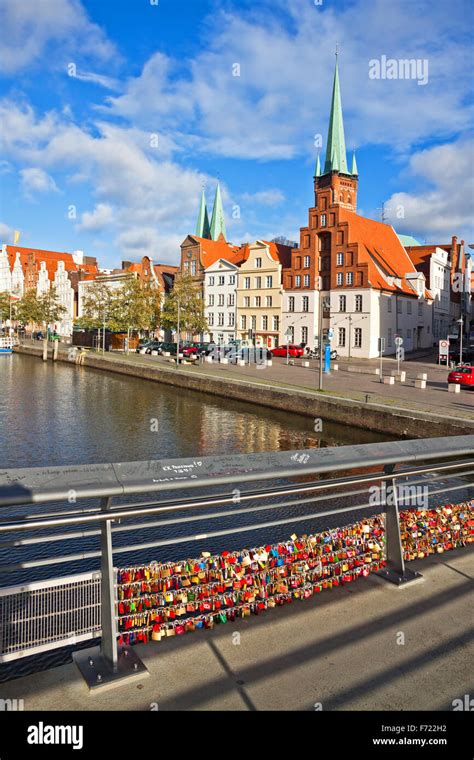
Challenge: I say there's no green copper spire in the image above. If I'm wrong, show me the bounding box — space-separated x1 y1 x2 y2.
195 189 211 239
210 182 227 241
351 150 358 176
323 57 349 175
314 154 321 177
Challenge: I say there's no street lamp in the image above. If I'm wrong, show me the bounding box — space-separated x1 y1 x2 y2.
457 317 463 365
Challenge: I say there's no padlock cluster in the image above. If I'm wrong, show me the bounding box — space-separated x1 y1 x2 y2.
116 515 386 645
400 501 473 560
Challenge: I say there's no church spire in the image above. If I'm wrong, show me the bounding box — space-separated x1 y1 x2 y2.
314 154 321 177
351 150 358 176
210 182 227 241
323 55 349 175
195 189 211 239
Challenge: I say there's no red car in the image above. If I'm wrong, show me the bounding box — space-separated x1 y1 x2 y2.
181 345 198 357
271 344 305 358
447 365 474 386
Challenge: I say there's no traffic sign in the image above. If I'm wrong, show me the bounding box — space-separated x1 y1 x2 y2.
394 336 403 347
439 339 449 356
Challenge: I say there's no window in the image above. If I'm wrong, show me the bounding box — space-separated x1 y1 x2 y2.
407 301 412 315
184 261 189 272
354 328 362 348
418 302 423 316
295 275 301 287
346 272 353 285
336 253 344 266
228 294 234 306
288 296 295 312
208 294 214 306
208 313 214 326
265 296 272 307
273 315 279 331
337 273 343 287
218 294 224 306
304 275 310 287
321 214 327 227
387 299 392 313
255 296 261 307
229 275 235 285
355 295 362 312
244 296 250 308
339 295 346 312
266 276 273 288
387 328 392 347
251 315 256 330
218 275 225 286
303 256 310 268
262 315 268 330
301 326 308 344
228 312 235 327
244 277 250 289
255 257 262 269
406 329 412 340
218 312 224 326
302 296 309 312
338 327 346 347
255 276 262 289
295 257 301 269
397 300 402 314
191 261 197 276
241 315 246 330
208 274 214 285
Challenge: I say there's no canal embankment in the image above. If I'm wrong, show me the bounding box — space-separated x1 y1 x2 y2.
14 343 474 438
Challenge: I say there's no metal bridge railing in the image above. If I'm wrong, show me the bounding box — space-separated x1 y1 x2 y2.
0 435 472 688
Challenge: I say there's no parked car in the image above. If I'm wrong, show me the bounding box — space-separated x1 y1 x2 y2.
270 344 305 358
136 340 154 353
182 344 198 357
143 341 164 354
448 347 473 363
447 365 474 387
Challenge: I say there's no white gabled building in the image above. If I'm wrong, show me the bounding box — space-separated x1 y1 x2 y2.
203 258 238 343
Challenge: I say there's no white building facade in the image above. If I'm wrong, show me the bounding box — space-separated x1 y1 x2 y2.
282 289 319 348
203 259 238 343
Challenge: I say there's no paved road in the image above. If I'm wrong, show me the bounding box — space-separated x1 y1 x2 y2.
3 547 473 710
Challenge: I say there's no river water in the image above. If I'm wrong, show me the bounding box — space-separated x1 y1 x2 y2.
0 354 471 682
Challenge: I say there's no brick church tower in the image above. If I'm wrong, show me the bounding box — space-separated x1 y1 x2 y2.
314 54 358 214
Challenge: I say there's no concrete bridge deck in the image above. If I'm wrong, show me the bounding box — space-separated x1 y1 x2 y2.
2 546 473 711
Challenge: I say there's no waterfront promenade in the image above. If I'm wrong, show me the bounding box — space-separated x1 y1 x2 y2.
2 546 472 711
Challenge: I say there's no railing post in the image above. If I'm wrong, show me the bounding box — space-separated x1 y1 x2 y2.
73 495 149 691
100 496 118 671
377 465 422 586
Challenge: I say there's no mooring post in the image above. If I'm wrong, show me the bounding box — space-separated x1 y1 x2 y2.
52 340 59 362
377 464 422 585
42 337 48 361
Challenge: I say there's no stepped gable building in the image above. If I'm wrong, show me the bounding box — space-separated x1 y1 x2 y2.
0 243 98 336
284 56 433 358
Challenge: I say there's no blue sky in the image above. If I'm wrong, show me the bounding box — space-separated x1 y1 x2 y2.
0 0 473 267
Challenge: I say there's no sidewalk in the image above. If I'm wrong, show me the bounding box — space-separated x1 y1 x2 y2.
117 350 474 421
2 547 473 710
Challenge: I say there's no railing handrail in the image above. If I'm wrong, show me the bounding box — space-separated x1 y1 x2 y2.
1 435 473 507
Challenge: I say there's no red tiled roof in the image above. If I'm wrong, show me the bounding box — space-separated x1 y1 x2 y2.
190 236 245 268
6 245 98 280
338 210 431 298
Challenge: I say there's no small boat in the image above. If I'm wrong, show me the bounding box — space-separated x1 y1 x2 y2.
0 337 16 354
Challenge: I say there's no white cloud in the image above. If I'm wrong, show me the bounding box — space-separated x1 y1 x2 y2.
0 222 13 242
77 203 113 232
72 69 120 91
240 189 285 206
20 167 58 198
385 139 474 243
103 0 473 161
0 0 116 74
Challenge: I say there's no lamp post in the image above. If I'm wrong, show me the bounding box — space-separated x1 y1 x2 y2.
457 317 463 364
176 299 181 367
